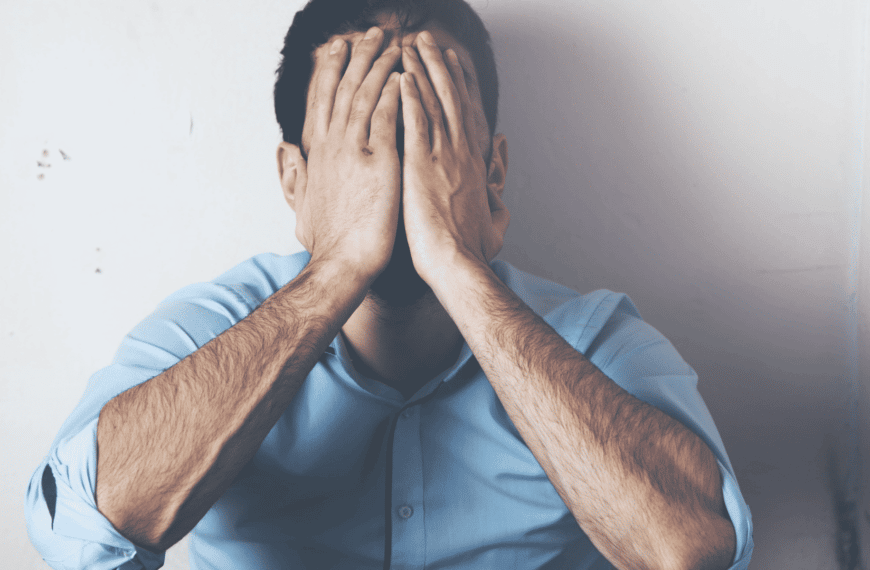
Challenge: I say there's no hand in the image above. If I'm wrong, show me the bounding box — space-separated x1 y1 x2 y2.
398 32 510 285
287 27 402 281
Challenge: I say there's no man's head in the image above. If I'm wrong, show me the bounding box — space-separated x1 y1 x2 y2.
274 0 499 158
274 0 506 307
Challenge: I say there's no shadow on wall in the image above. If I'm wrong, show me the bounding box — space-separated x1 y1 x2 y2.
486 12 858 569
485 13 853 424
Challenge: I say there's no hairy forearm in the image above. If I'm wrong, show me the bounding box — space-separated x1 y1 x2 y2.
428 255 735 570
95 259 369 551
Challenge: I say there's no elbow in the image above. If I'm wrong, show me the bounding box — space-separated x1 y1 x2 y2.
677 512 736 570
96 489 175 553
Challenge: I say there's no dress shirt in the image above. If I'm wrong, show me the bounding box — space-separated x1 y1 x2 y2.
26 251 754 569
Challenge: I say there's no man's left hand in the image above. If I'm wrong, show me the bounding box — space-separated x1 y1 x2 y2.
399 32 509 286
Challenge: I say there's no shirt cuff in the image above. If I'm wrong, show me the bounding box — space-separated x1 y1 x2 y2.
717 458 755 570
26 417 165 570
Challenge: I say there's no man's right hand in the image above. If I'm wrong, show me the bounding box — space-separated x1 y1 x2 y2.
292 26 402 282
93 26 404 554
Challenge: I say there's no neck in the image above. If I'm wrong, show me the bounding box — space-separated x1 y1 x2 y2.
341 289 464 400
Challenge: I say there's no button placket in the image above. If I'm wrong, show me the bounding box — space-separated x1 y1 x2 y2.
389 405 426 567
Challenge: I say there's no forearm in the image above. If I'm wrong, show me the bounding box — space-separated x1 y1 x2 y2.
429 255 735 570
95 259 370 551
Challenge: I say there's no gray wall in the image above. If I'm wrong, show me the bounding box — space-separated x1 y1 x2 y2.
1 1 867 568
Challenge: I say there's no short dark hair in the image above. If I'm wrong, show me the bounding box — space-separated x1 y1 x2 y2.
274 0 499 149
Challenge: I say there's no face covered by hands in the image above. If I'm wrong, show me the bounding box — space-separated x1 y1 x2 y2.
279 22 508 307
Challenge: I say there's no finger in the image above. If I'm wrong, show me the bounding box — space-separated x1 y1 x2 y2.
347 46 402 142
415 32 463 146
400 73 431 155
330 27 385 129
310 38 349 140
445 49 479 158
369 72 401 148
402 46 444 150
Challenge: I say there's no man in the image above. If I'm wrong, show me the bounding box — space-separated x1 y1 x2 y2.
25 0 753 568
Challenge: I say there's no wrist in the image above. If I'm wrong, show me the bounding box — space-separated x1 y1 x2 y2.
291 255 375 315
423 249 494 299
306 251 381 289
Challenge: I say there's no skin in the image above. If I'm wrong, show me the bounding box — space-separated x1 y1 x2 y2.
94 12 736 570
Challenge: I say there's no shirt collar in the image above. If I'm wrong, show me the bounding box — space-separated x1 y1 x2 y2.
326 331 478 403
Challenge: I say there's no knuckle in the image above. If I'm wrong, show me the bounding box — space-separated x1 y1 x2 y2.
334 81 353 100
412 115 428 131
347 102 372 125
370 106 389 125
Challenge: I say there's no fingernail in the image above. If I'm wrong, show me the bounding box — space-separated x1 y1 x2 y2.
330 38 344 54
365 27 381 40
383 46 399 56
419 31 435 45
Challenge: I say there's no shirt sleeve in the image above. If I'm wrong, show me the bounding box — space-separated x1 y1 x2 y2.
24 279 267 570
576 292 755 570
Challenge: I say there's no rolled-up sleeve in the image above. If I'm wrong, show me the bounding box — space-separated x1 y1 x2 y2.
578 292 755 570
24 271 275 569
26 418 165 570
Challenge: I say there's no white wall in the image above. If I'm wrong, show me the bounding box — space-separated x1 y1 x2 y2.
1 1 866 568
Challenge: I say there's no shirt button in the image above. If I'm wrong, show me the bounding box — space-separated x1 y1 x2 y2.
398 505 414 519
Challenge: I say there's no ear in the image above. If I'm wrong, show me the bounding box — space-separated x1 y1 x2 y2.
277 142 307 211
486 133 508 198
485 133 510 258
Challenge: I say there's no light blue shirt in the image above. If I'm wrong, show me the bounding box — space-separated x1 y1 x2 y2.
26 251 754 569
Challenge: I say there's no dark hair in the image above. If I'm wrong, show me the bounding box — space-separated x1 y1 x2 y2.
274 0 498 149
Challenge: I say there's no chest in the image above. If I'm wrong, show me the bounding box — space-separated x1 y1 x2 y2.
192 367 588 568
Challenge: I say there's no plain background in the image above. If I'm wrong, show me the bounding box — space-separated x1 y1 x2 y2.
1 0 868 568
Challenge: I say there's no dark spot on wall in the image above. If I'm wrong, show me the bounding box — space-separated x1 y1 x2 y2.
42 149 49 158
37 174 44 180
59 149 70 160
95 268 101 274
